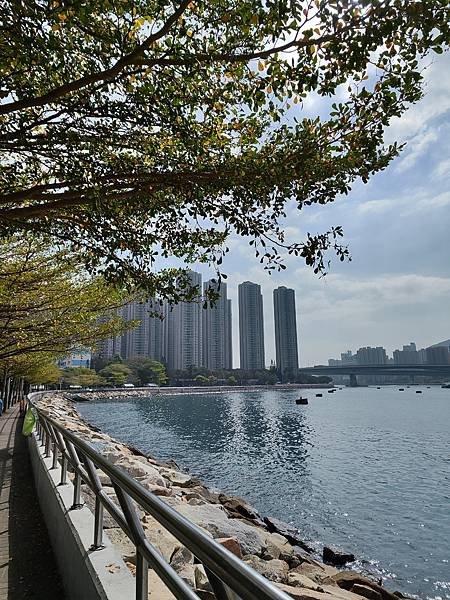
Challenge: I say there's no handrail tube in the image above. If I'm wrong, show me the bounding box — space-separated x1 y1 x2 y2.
33 405 292 600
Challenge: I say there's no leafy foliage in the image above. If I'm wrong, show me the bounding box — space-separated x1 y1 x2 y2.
0 237 132 384
1 1 448 297
125 357 168 385
61 366 105 388
98 363 133 386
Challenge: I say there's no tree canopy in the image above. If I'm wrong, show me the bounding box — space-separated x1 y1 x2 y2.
0 237 131 386
1 1 448 298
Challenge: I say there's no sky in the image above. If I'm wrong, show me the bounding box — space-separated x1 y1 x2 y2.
192 52 450 367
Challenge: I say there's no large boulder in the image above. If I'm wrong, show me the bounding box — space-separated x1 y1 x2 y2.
260 531 294 559
264 517 313 552
194 565 214 593
329 572 400 600
215 537 243 559
161 468 195 488
174 503 266 556
141 515 182 562
243 555 289 584
219 494 266 526
323 546 355 567
287 573 324 591
115 457 167 488
351 584 383 600
291 562 339 583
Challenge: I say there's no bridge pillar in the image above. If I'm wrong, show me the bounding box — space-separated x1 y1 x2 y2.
349 373 358 387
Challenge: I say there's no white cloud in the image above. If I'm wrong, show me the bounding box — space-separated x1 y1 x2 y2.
434 158 450 179
385 54 450 145
394 128 439 173
357 198 394 215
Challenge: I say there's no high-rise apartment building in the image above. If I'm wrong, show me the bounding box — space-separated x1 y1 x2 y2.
426 345 450 365
393 342 420 365
165 271 203 371
94 301 164 363
355 346 388 365
273 286 299 381
202 280 232 370
238 281 265 370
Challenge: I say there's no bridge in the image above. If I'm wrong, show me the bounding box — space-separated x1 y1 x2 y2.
299 364 450 386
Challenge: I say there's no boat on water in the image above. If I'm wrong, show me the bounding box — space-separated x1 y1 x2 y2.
295 397 308 405
441 383 450 388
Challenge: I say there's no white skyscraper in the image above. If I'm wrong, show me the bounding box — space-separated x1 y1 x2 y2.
202 280 232 370
273 286 299 381
165 271 202 371
238 281 265 370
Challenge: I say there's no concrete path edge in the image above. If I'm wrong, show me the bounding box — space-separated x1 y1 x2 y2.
28 430 135 600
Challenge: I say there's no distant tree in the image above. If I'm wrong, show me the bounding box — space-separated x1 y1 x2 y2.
0 237 131 363
61 367 105 388
1 2 448 296
125 357 167 385
227 376 237 386
99 363 133 386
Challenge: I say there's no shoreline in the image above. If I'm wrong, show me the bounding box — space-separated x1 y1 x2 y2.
70 382 334 401
36 392 413 600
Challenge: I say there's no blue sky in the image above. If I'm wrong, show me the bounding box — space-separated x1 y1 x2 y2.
193 52 450 367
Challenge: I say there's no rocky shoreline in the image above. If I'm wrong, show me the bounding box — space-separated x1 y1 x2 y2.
35 393 410 600
70 383 333 402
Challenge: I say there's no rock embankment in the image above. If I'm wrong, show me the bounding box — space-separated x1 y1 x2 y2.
35 393 406 600
71 383 333 402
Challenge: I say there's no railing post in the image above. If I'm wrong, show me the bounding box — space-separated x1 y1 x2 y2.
45 431 51 458
113 485 149 600
93 497 104 549
59 453 68 485
71 472 83 510
136 550 149 600
51 439 58 469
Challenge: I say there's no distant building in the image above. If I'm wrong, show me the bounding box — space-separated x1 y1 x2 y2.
273 286 299 381
93 310 122 361
238 281 265 370
328 358 341 366
202 280 232 370
121 300 164 361
355 346 388 365
165 271 203 371
426 346 450 365
58 349 91 369
393 342 420 365
341 350 357 365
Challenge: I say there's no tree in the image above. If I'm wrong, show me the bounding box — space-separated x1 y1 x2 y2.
61 367 105 388
0 237 132 363
99 363 133 386
1 2 448 297
125 357 167 385
0 236 136 406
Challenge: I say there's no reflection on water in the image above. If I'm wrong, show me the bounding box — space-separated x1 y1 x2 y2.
78 387 450 600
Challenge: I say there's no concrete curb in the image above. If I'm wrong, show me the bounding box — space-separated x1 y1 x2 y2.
28 430 135 600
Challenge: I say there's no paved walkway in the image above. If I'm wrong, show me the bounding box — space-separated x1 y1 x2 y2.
0 406 65 599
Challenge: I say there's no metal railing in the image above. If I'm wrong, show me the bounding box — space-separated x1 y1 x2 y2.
29 398 292 600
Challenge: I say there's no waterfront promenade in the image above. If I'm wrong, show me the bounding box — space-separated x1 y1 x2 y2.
0 406 65 599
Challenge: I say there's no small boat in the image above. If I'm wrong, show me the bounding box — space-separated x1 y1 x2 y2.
316 393 323 397
441 383 450 389
327 389 335 394
399 388 404 391
377 387 381 389
295 397 308 405
415 390 422 394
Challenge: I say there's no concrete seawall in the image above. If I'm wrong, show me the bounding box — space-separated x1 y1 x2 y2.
27 409 135 600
